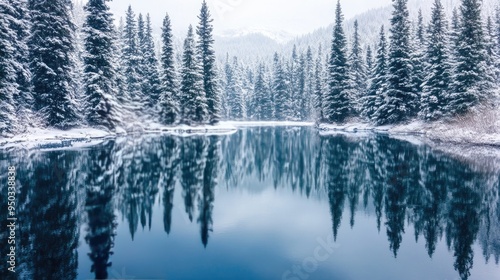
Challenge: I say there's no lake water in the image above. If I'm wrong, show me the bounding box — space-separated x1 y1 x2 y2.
1 126 500 280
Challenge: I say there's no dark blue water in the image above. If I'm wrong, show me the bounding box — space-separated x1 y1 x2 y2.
1 127 500 280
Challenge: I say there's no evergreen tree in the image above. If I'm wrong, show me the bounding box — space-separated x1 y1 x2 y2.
159 13 179 125
7 0 32 125
122 6 142 109
484 17 499 90
450 0 490 115
272 53 288 120
288 45 300 119
28 0 79 129
180 25 207 125
304 46 315 121
225 57 244 120
313 45 325 122
348 20 368 116
140 14 162 110
366 45 374 74
296 52 308 120
495 7 500 84
362 26 388 123
324 0 350 124
254 63 273 120
197 1 220 124
420 0 453 121
412 9 426 97
0 1 19 135
82 0 121 129
377 0 418 125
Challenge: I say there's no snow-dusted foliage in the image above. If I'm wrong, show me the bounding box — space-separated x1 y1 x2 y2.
197 1 221 124
140 14 162 113
28 0 79 129
347 20 368 116
180 25 208 125
224 56 245 120
82 0 122 130
323 1 351 124
420 0 453 121
159 13 179 125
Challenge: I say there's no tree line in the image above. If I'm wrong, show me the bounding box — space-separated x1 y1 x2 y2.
0 0 221 137
222 0 500 124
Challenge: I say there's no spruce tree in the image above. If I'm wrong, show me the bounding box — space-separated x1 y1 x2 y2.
362 26 388 123
197 1 220 124
324 0 350 124
377 0 417 125
180 25 207 125
484 17 499 90
7 0 32 124
366 45 374 74
313 45 325 122
348 20 368 116
225 57 244 120
254 63 273 120
82 0 121 129
272 53 288 120
122 6 142 110
412 9 426 98
159 13 179 125
304 46 315 121
450 0 490 115
495 7 500 84
297 52 308 120
28 0 79 129
0 1 18 135
420 0 453 121
141 14 162 110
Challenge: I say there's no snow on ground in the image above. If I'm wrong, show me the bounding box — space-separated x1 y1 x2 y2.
224 121 314 127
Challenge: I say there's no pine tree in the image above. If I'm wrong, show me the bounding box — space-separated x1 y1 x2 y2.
495 7 500 84
254 63 273 120
0 1 18 135
484 17 499 91
362 26 388 123
28 0 79 129
366 45 374 74
272 52 288 120
377 0 417 125
7 0 32 126
140 14 162 111
324 0 350 124
180 25 207 125
420 0 453 121
296 52 307 120
159 13 179 125
82 0 121 129
348 20 368 116
225 57 244 120
122 6 142 110
450 0 490 115
288 45 300 120
412 9 426 98
304 46 315 121
197 1 220 124
313 45 325 122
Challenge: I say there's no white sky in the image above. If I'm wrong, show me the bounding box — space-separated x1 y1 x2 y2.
103 0 392 36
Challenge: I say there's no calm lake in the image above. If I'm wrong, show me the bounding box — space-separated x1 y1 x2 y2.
1 126 500 280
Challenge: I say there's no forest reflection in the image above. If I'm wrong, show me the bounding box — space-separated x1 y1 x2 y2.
0 127 499 280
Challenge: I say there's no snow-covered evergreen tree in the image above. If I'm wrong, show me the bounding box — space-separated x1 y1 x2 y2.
304 46 315 121
197 1 220 124
324 0 351 124
420 0 453 121
82 0 122 129
411 9 426 97
253 63 273 120
313 45 326 122
366 45 374 74
0 1 19 135
159 13 179 125
484 16 500 91
122 6 142 110
140 14 162 111
362 26 388 123
377 0 418 125
348 20 368 116
225 56 245 120
7 0 32 127
449 0 491 115
272 52 289 120
180 25 207 125
28 0 79 129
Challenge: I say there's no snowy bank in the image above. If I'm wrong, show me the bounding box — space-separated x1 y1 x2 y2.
0 123 239 150
319 110 500 147
224 121 314 127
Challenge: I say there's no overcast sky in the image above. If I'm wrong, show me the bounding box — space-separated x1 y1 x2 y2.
104 0 392 36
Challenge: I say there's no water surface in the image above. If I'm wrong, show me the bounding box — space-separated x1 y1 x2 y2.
1 127 499 280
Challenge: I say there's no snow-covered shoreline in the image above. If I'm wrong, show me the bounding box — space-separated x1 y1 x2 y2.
318 118 500 147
